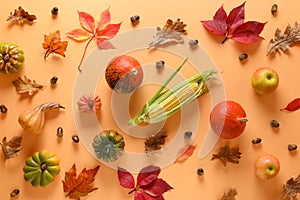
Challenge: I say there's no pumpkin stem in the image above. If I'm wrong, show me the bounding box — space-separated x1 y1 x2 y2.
239 117 248 124
3 54 10 62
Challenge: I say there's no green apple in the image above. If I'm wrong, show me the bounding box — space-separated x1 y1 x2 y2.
251 67 279 95
254 154 280 180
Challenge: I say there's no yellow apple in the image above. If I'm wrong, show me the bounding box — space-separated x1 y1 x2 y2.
251 67 279 95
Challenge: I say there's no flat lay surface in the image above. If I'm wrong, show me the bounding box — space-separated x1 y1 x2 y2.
1 0 300 200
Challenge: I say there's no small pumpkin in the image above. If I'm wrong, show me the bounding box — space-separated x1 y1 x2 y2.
210 100 248 139
92 129 125 162
0 42 24 74
105 55 143 94
23 150 60 187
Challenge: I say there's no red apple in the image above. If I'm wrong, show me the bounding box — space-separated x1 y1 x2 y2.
251 67 279 95
254 154 280 180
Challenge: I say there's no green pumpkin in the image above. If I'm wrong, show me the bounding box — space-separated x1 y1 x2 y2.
0 42 24 74
23 150 60 187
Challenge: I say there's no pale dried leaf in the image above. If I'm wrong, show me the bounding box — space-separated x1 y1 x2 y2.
0 136 22 160
148 19 187 48
281 175 300 200
12 76 45 96
6 6 37 24
219 188 238 200
267 22 300 55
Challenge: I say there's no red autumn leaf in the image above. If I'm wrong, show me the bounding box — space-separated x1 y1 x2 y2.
142 178 173 197
118 166 173 200
174 144 196 163
62 164 100 200
201 2 265 44
118 167 135 189
280 98 300 112
66 7 121 72
137 166 160 187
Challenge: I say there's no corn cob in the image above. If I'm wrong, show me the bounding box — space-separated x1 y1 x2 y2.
128 58 217 126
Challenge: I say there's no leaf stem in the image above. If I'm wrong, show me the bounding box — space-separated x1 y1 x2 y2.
221 36 228 44
128 188 137 194
77 36 95 72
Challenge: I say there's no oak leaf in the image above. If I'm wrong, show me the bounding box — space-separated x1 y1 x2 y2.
267 22 300 55
12 76 45 96
211 144 242 166
62 164 100 200
281 175 300 200
42 30 68 59
6 6 37 24
219 188 238 200
280 98 300 112
148 18 187 48
66 8 121 71
0 136 22 160
145 130 168 153
118 165 173 200
201 2 266 44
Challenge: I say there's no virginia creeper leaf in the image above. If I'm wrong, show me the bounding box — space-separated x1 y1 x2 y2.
118 167 135 189
142 178 173 197
118 165 173 200
137 166 161 187
280 98 300 112
97 40 115 49
62 164 100 200
66 7 121 72
66 29 92 41
226 2 245 33
78 11 95 33
174 144 196 163
201 2 265 44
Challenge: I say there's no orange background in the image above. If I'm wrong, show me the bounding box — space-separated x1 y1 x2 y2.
1 0 300 200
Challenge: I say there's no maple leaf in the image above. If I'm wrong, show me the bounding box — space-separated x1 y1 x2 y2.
42 30 68 59
280 98 300 112
0 135 22 160
145 130 168 153
148 18 187 48
6 6 37 24
66 8 121 72
118 165 173 200
201 2 266 44
267 22 300 56
211 144 242 166
12 76 45 96
219 188 238 200
62 164 100 200
281 175 300 200
174 144 196 163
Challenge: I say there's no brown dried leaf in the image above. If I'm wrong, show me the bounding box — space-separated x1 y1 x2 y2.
148 18 187 48
267 22 300 55
211 144 242 166
219 188 238 200
281 175 300 200
12 76 45 96
0 136 22 160
6 6 37 24
145 130 168 153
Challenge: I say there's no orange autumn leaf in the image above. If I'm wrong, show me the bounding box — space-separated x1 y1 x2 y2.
174 144 197 163
42 30 68 59
62 164 100 200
